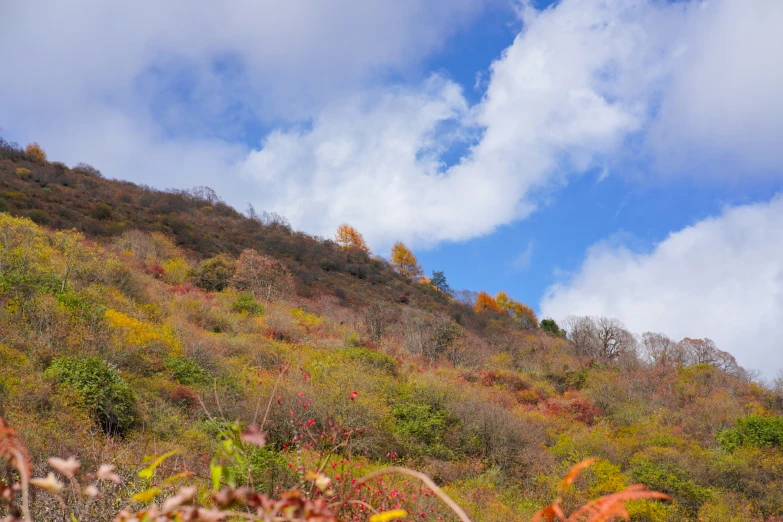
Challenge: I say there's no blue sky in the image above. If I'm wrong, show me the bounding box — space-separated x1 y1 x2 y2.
1 0 783 376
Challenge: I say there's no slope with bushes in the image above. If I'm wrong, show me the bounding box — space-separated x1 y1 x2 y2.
0 141 782 521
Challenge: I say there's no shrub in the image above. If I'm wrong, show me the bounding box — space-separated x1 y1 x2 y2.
168 385 199 410
26 208 51 225
191 254 235 292
716 415 783 452
392 401 456 457
44 356 138 435
91 202 113 220
165 356 211 386
231 249 295 301
341 347 397 375
540 318 565 337
104 308 181 351
162 257 190 284
229 445 294 493
73 162 102 177
232 292 265 315
630 460 712 516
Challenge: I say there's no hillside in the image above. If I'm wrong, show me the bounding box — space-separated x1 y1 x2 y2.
1 140 783 522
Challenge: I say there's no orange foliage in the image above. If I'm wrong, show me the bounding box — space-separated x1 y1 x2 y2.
474 291 501 313
24 142 47 162
496 291 538 328
390 241 422 279
533 459 671 522
335 224 370 253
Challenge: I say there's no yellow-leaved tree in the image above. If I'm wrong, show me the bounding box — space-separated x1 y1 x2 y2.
496 291 538 329
335 224 370 253
25 142 47 162
390 241 422 280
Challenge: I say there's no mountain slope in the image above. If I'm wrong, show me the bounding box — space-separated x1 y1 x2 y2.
1 140 782 521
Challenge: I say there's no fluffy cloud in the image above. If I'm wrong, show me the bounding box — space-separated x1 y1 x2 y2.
1 0 782 249
0 0 485 194
240 0 675 245
0 0 484 122
239 0 783 247
648 0 783 176
540 195 783 376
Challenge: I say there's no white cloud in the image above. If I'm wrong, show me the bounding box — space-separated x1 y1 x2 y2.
238 0 783 248
648 0 783 176
0 0 485 123
1 0 782 250
0 0 487 200
239 0 673 246
511 241 535 271
540 195 783 376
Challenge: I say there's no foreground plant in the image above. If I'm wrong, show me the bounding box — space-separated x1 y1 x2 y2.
532 458 671 522
0 412 671 522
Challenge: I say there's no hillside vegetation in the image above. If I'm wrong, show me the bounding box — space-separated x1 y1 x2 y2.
1 140 783 521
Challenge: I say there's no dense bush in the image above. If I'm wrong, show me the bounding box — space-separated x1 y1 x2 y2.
630 460 712 516
232 291 265 315
44 356 138 435
717 415 783 452
165 356 211 386
392 401 456 458
341 347 397 375
191 254 235 291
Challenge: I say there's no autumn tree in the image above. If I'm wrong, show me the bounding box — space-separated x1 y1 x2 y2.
24 142 47 162
335 224 370 253
390 241 422 279
495 291 538 328
231 248 295 301
474 291 501 313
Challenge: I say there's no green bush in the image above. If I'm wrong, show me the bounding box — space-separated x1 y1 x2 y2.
717 415 783 452
91 202 113 220
45 356 138 436
392 401 456 457
540 318 565 337
232 292 265 315
230 445 294 493
341 347 397 375
630 460 712 516
165 356 211 386
55 290 106 323
26 208 51 225
191 254 235 292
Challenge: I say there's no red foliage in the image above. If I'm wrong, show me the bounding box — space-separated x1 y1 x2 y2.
146 263 165 279
265 328 291 343
543 392 601 426
167 283 201 295
169 386 198 410
478 370 531 392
